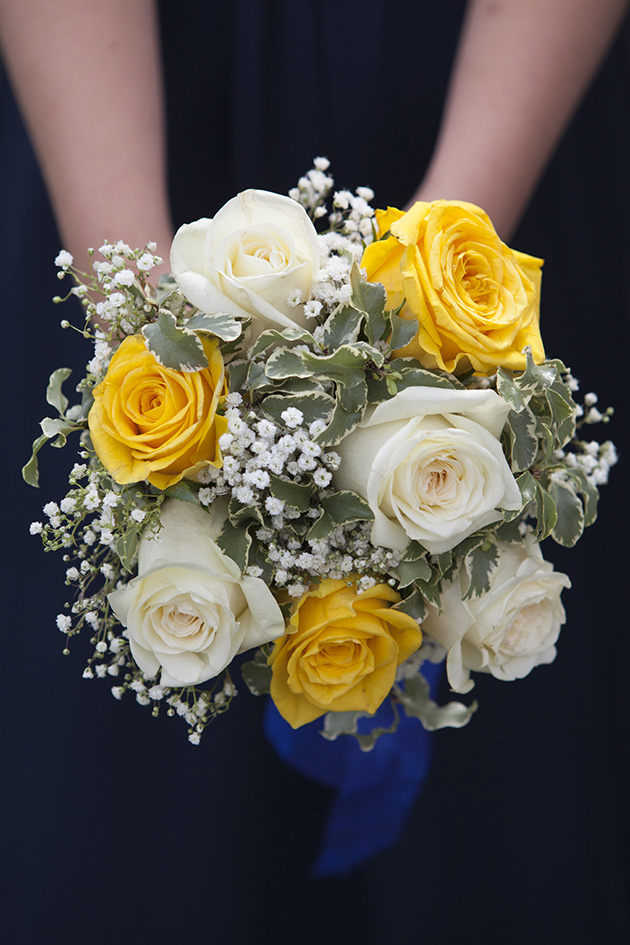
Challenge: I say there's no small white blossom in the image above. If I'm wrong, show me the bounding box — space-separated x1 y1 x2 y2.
136 252 155 271
265 496 285 516
281 407 304 429
113 268 135 287
313 468 332 487
55 250 74 268
56 614 72 632
30 521 43 535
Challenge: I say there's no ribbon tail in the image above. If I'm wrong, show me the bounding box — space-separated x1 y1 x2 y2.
264 661 443 877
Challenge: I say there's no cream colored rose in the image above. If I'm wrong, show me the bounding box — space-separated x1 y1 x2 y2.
109 499 285 686
422 536 571 693
170 189 320 335
334 387 521 554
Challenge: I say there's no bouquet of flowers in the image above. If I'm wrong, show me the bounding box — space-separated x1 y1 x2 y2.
25 159 616 749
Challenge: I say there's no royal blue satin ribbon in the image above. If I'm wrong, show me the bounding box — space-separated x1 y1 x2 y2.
264 660 443 877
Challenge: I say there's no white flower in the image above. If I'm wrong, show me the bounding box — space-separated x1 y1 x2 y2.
55 250 74 268
423 536 571 692
108 499 285 687
170 190 320 337
333 387 521 554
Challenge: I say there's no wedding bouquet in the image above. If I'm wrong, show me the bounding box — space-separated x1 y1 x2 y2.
25 159 616 748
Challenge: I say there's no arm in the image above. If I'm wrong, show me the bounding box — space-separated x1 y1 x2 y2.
410 0 629 238
0 0 173 275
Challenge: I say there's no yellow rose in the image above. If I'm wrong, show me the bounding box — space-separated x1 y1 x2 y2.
88 335 228 489
269 578 422 728
361 200 544 374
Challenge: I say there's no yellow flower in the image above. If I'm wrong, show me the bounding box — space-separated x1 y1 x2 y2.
88 334 228 489
361 200 544 374
269 578 422 728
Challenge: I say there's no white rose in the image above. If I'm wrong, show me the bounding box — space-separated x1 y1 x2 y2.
108 499 285 687
170 189 320 335
334 386 522 554
422 536 571 693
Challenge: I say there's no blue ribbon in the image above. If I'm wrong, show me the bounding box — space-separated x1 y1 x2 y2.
264 660 443 877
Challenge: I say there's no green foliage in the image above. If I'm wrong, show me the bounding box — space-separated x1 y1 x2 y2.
142 309 208 371
395 674 477 731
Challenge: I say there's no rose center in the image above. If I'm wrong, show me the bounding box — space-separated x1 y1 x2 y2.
503 601 547 652
413 458 461 506
457 251 499 309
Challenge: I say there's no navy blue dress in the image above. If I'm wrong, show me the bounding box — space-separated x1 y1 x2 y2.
3 3 628 941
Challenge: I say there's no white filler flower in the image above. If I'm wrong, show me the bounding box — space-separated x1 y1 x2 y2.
334 387 522 554
422 536 571 692
170 189 320 335
109 499 285 687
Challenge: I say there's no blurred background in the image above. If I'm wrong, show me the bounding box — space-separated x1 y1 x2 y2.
2 3 628 942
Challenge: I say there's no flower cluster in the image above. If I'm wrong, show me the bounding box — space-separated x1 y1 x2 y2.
26 160 616 745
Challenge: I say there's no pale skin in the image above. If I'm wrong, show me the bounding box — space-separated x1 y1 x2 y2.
0 0 627 277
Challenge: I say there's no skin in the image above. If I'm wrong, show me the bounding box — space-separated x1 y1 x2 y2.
0 0 627 267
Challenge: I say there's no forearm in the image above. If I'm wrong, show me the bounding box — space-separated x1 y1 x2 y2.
0 0 173 273
411 0 628 238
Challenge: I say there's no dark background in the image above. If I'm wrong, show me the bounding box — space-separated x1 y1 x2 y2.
2 2 628 942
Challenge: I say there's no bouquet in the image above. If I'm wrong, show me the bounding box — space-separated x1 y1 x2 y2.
25 159 617 750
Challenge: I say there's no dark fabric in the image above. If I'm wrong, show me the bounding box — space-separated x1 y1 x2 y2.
3 3 629 943
264 660 443 877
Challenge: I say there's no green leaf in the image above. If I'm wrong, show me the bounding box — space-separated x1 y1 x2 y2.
517 349 558 390
227 498 265 529
22 433 50 487
305 509 335 541
565 466 599 528
396 674 477 731
247 360 271 392
321 710 365 740
415 579 443 609
251 326 315 359
388 313 418 352
496 367 533 413
142 309 208 371
321 704 401 752
39 417 77 449
225 358 249 392
546 385 577 448
116 528 140 572
549 477 584 547
321 304 364 350
394 556 433 590
350 263 387 332
156 273 182 305
315 401 363 447
338 378 367 414
388 363 457 391
320 490 373 526
240 658 272 696
504 406 538 472
265 347 311 380
46 367 73 414
261 391 334 426
163 480 199 503
534 481 558 541
462 542 500 600
300 345 369 385
393 588 427 622
185 312 243 342
268 474 315 512
216 517 254 571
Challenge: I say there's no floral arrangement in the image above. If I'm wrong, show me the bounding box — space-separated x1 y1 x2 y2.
25 159 616 747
